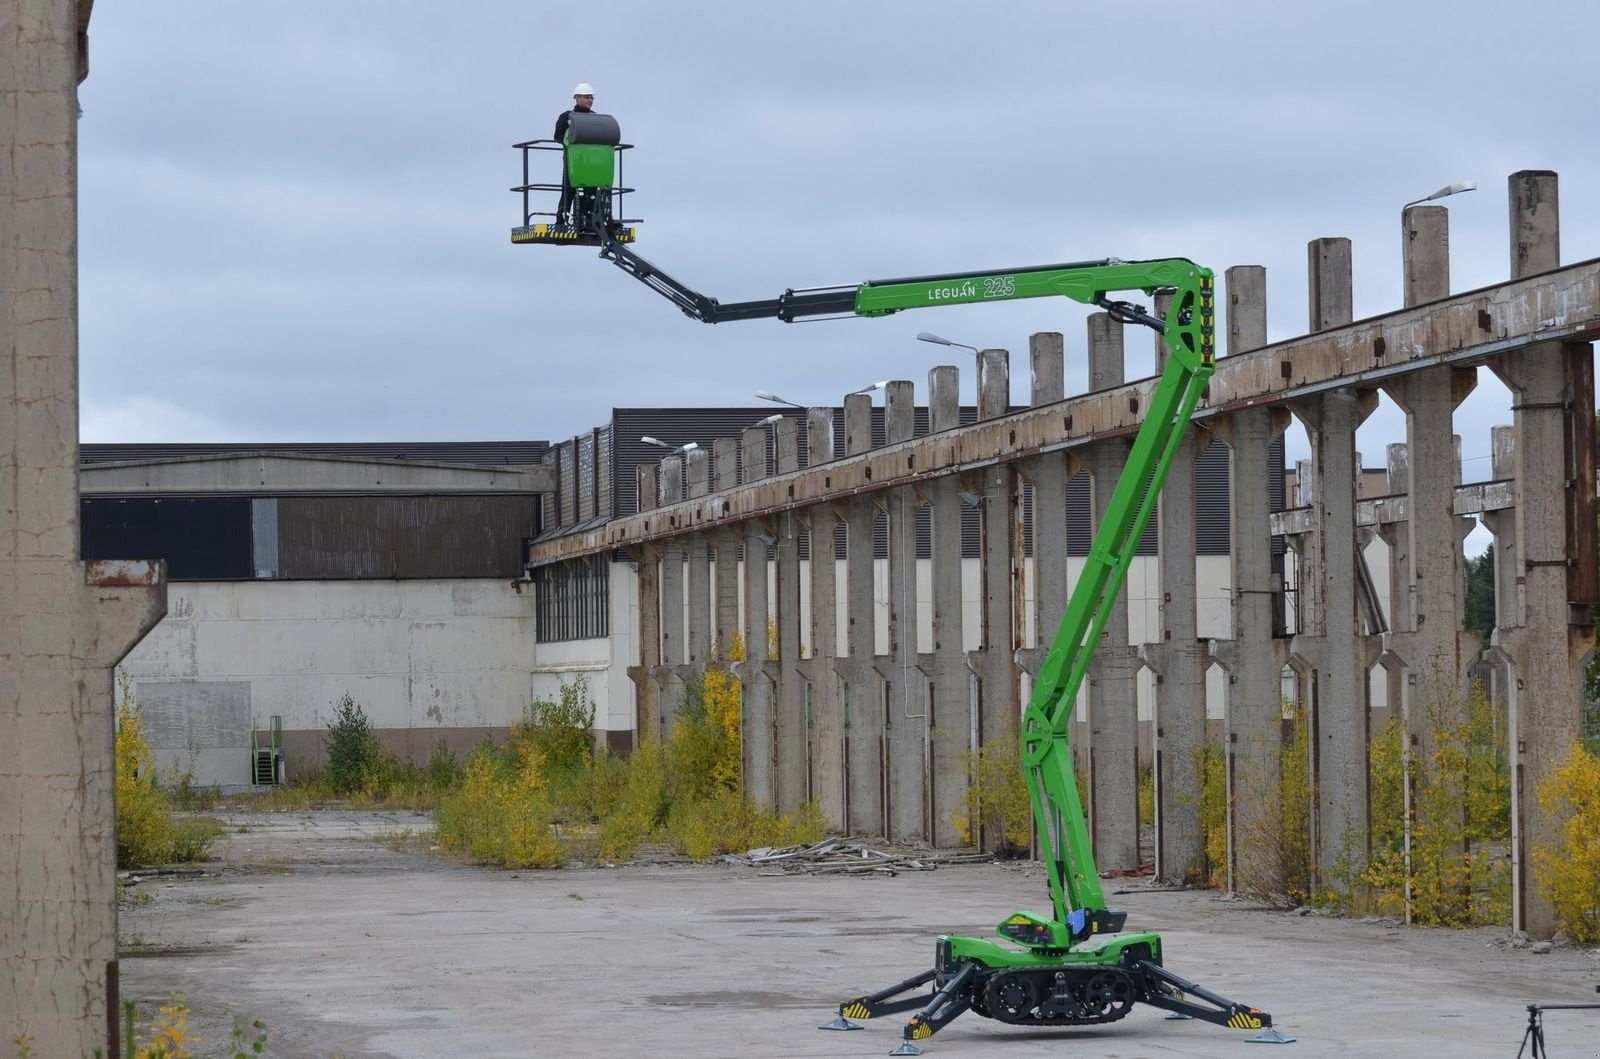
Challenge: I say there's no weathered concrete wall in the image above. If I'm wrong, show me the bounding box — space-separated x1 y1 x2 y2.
117 580 534 783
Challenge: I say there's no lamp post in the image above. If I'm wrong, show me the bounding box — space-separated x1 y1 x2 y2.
916 331 980 356
754 390 806 409
1402 180 1475 211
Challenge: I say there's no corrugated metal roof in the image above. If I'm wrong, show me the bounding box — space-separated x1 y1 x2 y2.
80 441 549 466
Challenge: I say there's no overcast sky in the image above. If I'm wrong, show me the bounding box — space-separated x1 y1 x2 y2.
78 0 1600 501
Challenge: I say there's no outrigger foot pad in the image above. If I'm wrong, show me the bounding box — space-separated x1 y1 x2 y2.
888 1044 925 1057
818 1017 863 1031
1247 1028 1297 1044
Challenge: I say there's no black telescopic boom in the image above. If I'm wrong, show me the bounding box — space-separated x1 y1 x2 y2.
595 222 856 323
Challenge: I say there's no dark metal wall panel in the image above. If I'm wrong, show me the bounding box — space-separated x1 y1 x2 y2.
275 496 536 579
81 496 252 580
578 433 595 522
558 442 576 526
596 427 613 520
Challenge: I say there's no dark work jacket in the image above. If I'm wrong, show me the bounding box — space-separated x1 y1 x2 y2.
552 104 593 143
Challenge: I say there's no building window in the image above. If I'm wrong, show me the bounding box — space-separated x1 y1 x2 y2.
534 555 610 642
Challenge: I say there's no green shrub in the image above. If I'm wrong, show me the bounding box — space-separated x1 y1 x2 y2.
1137 766 1154 827
324 693 377 794
424 738 462 791
514 677 596 777
953 739 1032 853
599 741 669 861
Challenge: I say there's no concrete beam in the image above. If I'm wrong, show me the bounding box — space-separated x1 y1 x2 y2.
80 452 555 496
529 258 1600 565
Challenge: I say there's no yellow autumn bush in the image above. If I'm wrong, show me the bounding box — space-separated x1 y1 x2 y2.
117 700 176 868
1532 742 1600 942
434 742 565 869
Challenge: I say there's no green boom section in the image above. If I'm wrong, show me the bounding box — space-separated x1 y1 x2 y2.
1023 271 1214 927
855 256 1215 932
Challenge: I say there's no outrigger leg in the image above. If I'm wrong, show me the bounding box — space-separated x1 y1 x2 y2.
822 968 937 1031
891 962 979 1055
1132 960 1296 1044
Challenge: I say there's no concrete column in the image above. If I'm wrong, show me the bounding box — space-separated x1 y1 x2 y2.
969 347 1021 851
658 457 685 734
1209 264 1291 894
1142 300 1208 885
1023 330 1070 667
739 426 775 808
1381 365 1479 761
2 5 168 1051
804 406 845 827
883 380 926 842
628 464 663 745
1307 237 1354 333
712 438 740 664
772 418 808 811
924 366 970 847
1402 204 1450 306
1492 331 1595 936
1291 238 1380 894
685 449 711 667
840 392 884 835
977 347 1009 420
1080 314 1140 871
1509 170 1559 279
1030 331 1065 406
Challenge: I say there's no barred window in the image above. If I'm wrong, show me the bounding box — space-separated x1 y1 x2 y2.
534 555 610 642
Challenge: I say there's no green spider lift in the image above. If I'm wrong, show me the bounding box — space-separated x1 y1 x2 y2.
512 146 1293 1054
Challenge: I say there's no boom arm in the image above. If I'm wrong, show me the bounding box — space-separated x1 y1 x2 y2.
595 223 1207 344
1025 269 1214 932
600 217 1216 935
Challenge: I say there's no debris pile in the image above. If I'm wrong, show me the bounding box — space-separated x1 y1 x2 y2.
723 837 993 876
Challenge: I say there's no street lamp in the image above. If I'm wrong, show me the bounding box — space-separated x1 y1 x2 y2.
640 436 698 454
754 390 806 409
849 380 890 396
917 332 980 355
1402 180 1476 211
749 413 784 428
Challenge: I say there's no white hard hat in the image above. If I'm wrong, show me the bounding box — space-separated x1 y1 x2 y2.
573 83 595 96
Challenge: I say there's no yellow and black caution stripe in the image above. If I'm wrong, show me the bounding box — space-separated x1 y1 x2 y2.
840 1002 871 1020
1226 1010 1265 1030
908 1019 933 1040
509 225 636 245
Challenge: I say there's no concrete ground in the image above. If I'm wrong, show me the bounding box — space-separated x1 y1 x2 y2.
119 811 1600 1059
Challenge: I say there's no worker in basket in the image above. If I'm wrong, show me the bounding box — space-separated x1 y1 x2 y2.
552 82 621 230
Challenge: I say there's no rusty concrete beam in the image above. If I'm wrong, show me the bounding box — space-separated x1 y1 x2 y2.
531 258 1600 565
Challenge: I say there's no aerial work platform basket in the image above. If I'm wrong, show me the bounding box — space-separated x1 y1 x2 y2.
510 111 639 247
